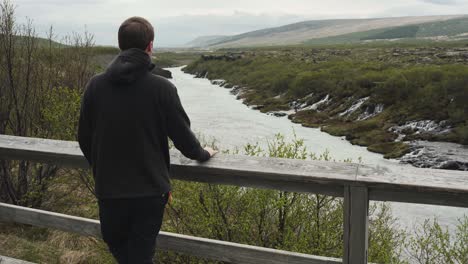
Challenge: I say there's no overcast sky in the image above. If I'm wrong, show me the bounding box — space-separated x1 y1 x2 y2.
13 0 468 47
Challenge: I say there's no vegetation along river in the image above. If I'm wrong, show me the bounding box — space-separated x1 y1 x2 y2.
167 66 468 235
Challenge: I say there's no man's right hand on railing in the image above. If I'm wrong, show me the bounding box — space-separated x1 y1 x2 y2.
204 147 218 157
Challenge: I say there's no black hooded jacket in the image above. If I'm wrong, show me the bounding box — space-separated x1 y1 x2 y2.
78 48 210 199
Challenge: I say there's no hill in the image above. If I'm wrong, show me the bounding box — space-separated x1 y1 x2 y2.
188 15 468 48
185 35 229 47
305 16 468 45
11 35 64 48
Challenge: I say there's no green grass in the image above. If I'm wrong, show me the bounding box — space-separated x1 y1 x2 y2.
153 52 201 68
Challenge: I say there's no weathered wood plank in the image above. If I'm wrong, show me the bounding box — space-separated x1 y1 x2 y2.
0 135 87 168
158 232 342 264
0 134 356 197
1 135 468 208
170 152 349 196
0 202 101 237
0 256 35 264
0 203 342 264
369 188 468 208
343 186 369 264
357 164 468 208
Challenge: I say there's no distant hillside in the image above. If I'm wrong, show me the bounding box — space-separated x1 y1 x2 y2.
185 35 229 47
12 35 64 48
306 16 468 45
361 25 420 40
188 15 468 48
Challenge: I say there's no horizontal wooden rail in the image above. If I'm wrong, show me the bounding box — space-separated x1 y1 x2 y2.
1 134 467 264
0 135 467 208
0 203 340 264
0 255 35 264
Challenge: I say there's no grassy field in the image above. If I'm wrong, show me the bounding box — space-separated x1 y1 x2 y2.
153 52 203 68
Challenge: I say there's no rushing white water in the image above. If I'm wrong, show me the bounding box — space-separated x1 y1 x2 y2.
358 103 384 120
168 66 468 234
339 97 369 117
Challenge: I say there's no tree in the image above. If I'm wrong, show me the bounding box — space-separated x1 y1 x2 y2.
0 0 95 206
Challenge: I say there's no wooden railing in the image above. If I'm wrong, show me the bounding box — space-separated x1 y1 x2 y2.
0 134 467 264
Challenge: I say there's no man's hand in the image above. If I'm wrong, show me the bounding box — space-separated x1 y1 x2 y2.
204 147 218 157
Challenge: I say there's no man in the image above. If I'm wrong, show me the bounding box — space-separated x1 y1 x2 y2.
78 16 216 263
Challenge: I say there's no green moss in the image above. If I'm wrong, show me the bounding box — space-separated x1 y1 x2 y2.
454 124 468 145
291 110 330 127
260 104 290 113
368 142 411 159
349 129 396 146
322 120 396 148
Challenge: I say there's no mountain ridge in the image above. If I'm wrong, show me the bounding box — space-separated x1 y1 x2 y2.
187 15 468 48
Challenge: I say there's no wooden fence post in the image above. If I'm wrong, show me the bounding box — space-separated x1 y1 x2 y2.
343 185 369 264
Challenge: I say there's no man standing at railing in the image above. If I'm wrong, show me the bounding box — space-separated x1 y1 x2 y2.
77 16 217 264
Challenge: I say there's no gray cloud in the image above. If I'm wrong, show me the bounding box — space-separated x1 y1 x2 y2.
421 0 460 5
16 0 102 4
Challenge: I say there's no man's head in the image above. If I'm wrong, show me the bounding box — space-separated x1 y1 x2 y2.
118 17 154 55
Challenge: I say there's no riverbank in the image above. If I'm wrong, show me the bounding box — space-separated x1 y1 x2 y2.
201 75 468 170
182 47 468 170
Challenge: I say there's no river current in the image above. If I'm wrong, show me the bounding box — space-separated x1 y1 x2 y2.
167 66 468 235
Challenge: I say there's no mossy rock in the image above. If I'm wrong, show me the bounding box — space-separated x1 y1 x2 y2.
294 111 331 126
350 129 396 146
302 123 320 128
368 142 411 159
260 104 290 113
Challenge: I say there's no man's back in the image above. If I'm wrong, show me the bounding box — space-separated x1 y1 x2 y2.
77 17 214 264
78 48 210 199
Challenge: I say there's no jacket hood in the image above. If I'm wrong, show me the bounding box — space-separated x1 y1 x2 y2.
106 48 155 84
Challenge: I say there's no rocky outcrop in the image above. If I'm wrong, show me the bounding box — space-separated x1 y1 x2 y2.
152 67 172 79
358 104 384 120
339 97 369 117
400 141 468 171
201 53 244 62
271 112 288 117
389 120 452 141
301 95 331 111
211 79 226 86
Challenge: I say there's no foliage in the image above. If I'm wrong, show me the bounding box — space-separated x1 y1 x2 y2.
159 134 405 263
40 87 82 140
0 0 101 207
406 217 468 264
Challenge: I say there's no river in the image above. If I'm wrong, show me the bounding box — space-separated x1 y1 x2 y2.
167 66 468 235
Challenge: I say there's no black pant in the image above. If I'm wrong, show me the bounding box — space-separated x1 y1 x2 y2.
98 194 168 264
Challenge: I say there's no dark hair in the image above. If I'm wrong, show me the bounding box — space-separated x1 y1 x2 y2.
118 17 154 51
